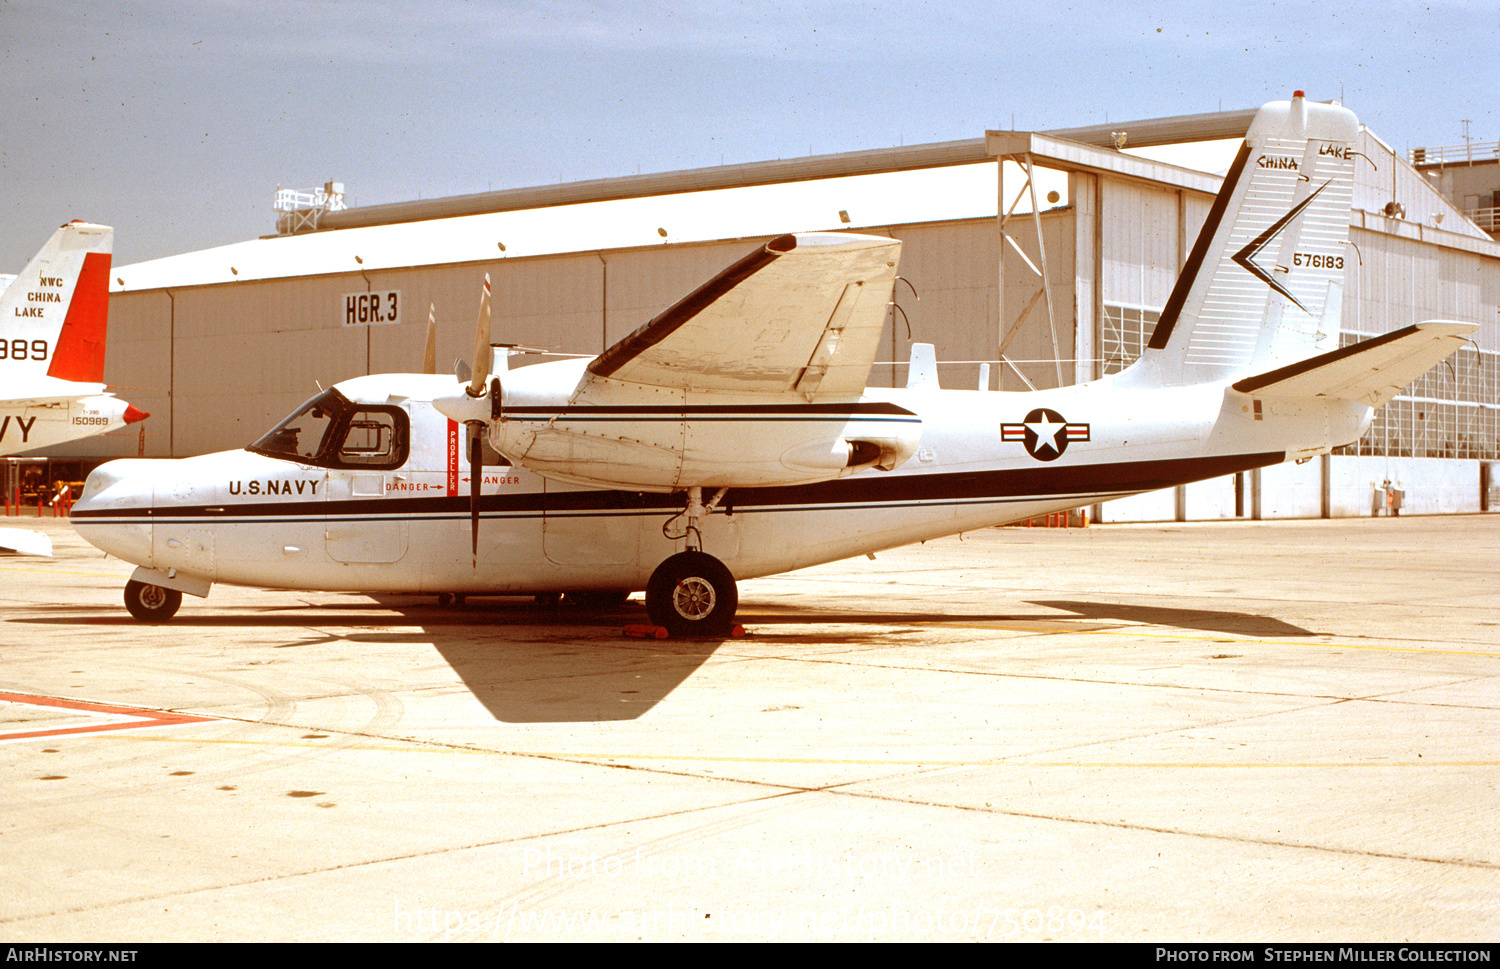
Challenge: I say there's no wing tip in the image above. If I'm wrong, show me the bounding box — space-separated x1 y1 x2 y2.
1413 320 1480 338
776 231 899 253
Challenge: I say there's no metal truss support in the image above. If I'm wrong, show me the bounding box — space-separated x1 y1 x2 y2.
996 152 1064 389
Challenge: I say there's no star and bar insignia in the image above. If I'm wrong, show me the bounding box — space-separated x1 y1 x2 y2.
1001 408 1090 462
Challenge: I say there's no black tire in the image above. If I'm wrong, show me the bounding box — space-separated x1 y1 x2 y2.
124 580 182 622
646 551 738 637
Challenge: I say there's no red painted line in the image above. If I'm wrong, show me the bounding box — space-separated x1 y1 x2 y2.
0 691 217 741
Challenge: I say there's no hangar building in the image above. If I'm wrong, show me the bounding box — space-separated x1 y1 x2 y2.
59 105 1500 521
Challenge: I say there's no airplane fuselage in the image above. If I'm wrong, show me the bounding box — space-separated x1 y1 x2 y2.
70 368 1368 598
64 98 1475 630
0 392 141 457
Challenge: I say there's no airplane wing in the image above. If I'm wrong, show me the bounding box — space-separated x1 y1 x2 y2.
0 529 52 557
584 232 901 399
443 231 918 492
1233 321 1478 407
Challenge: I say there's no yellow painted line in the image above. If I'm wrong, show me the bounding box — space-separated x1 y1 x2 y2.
770 617 1500 659
0 565 125 578
525 756 1500 768
519 755 1500 768
72 735 1500 768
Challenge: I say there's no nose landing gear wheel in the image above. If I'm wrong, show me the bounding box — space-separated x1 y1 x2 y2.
124 580 182 622
646 551 737 637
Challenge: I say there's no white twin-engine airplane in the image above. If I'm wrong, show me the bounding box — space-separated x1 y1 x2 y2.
0 220 147 458
73 96 1475 632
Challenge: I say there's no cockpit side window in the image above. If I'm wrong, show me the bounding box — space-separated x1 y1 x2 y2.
336 410 406 468
250 390 409 470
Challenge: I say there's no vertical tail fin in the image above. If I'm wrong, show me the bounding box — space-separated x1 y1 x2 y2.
1127 94 1359 388
0 221 114 384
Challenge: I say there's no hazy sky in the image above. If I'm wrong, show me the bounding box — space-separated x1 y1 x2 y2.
2 0 1496 269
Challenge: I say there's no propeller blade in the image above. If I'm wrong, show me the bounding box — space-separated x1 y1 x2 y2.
423 303 437 375
467 274 492 398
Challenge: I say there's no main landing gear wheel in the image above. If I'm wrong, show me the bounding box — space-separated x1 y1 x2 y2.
124 580 182 622
646 551 738 637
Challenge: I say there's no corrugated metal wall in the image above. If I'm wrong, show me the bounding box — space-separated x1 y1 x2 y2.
1353 128 1487 240
1101 179 1186 310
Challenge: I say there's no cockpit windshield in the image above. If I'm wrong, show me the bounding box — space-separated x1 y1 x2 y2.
249 388 408 470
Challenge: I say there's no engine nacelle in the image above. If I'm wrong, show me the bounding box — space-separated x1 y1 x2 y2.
433 358 922 493
493 398 921 492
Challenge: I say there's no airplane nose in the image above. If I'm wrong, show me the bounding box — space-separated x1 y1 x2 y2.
72 459 157 566
77 459 156 508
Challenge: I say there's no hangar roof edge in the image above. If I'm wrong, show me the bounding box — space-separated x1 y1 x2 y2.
304 109 1260 235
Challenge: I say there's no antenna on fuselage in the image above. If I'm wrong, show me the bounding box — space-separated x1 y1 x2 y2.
423 303 437 375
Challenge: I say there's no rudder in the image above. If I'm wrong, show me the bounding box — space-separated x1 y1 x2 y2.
1127 94 1359 388
0 221 113 383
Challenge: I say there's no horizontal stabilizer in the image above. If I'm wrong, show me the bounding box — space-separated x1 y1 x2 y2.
6 374 109 405
1232 321 1477 406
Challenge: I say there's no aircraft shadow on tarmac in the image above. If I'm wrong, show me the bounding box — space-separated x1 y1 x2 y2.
735 600 1316 639
1026 600 1316 638
387 597 726 724
309 596 729 724
405 598 1313 721
16 596 723 724
14 595 1312 723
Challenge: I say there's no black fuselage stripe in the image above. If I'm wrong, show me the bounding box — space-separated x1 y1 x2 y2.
504 415 921 424
70 452 1282 522
94 494 1139 528
504 402 917 417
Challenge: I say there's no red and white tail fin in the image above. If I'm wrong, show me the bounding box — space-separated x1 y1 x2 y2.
1127 94 1358 388
0 221 113 384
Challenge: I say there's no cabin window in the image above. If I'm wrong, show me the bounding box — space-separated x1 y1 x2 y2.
338 414 399 465
251 389 409 470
